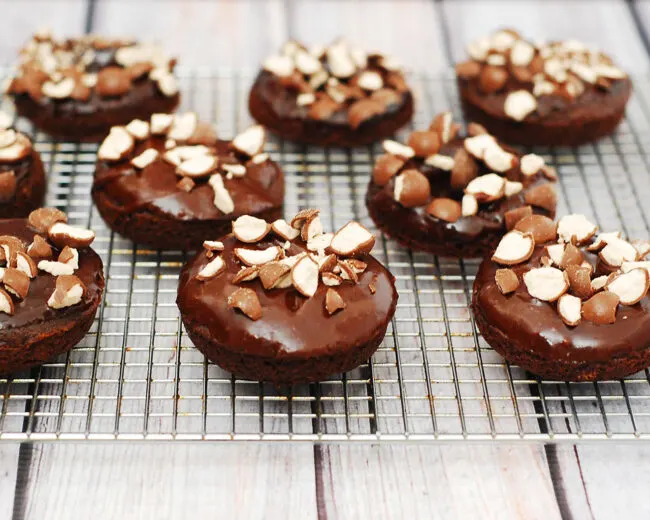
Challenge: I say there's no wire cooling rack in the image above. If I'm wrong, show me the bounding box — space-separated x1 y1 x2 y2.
2 70 650 442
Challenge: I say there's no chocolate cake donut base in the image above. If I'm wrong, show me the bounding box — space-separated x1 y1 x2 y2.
13 94 180 142
249 88 414 148
0 150 46 218
472 298 650 381
458 81 631 147
92 188 283 251
181 313 389 384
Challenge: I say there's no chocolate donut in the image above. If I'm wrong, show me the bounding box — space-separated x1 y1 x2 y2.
472 213 650 381
177 209 398 383
92 113 284 250
0 208 104 375
0 113 45 218
456 29 632 146
248 40 413 147
5 30 180 142
365 112 557 257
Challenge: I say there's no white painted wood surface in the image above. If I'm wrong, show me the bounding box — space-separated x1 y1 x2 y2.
2 1 650 519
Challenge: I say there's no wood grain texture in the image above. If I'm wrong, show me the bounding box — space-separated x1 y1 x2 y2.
0 0 87 65
319 445 561 520
441 0 650 72
18 444 317 520
91 0 288 70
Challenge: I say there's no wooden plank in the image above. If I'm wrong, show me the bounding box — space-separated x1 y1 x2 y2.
0 444 19 519
290 0 449 72
319 444 561 520
441 0 650 72
92 0 288 70
19 444 318 520
0 0 88 65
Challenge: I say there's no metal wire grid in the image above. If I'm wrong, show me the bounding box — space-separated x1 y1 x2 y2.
1 70 650 442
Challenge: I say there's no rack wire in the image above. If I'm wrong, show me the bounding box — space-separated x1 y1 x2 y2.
2 70 650 442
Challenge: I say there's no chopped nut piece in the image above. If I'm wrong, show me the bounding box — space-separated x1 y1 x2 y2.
177 155 217 178
429 112 457 143
301 215 323 241
3 267 29 299
461 194 478 217
523 267 569 302
330 221 375 257
322 272 342 286
338 259 359 283
28 207 67 234
232 266 259 284
582 292 619 324
125 119 150 140
599 238 638 268
15 252 37 278
558 294 582 327
394 169 431 208
131 148 159 169
232 125 266 157
591 275 610 292
259 262 292 289
96 66 132 97
318 254 337 272
291 255 319 297
464 134 496 159
520 154 545 176
455 60 481 79
465 173 505 203
504 90 537 121
0 170 16 202
560 243 583 268
47 275 85 309
307 232 333 252
58 246 79 269
235 246 282 266
98 126 134 162
479 65 508 94
151 113 174 135
325 288 346 315
290 209 320 230
504 181 523 197
38 260 74 276
373 154 405 186
505 205 533 230
271 219 300 241
356 70 383 91
426 198 462 223
424 154 454 171
606 268 649 305
195 256 225 281
382 140 415 159
263 54 294 77
228 287 263 320
514 214 557 244
0 287 14 315
42 77 75 98
48 223 95 249
232 215 271 243
209 174 234 214
168 113 198 141
491 231 535 265
495 268 519 294
557 214 598 245
176 177 195 192
0 134 31 162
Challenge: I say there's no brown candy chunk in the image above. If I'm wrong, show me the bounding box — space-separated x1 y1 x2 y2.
227 287 263 321
560 244 584 268
308 97 340 120
70 81 91 101
450 148 478 190
0 170 16 202
425 198 462 223
48 274 85 309
582 291 619 324
407 131 441 158
514 214 557 243
565 265 593 300
371 88 401 108
479 66 508 94
325 288 346 315
0 287 14 315
58 246 76 265
231 266 259 284
495 268 519 295
504 205 533 231
176 177 195 192
28 207 67 234
27 234 52 260
348 99 384 129
373 154 405 186
126 62 154 80
510 66 533 84
3 267 29 299
455 60 481 79
96 67 132 97
524 183 557 213
394 169 431 208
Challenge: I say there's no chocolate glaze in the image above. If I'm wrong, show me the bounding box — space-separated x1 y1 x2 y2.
177 235 397 360
366 138 555 255
253 69 410 127
458 75 632 125
473 246 650 365
0 219 104 331
93 136 284 222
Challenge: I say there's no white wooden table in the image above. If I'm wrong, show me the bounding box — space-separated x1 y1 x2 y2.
3 1 650 519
